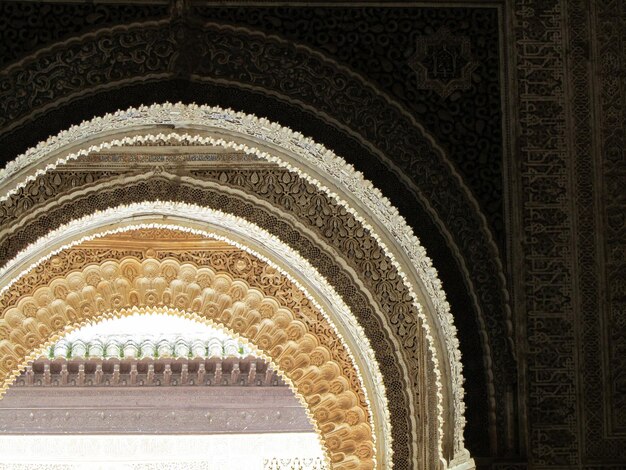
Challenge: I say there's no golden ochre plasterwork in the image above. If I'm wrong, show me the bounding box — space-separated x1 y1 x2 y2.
0 255 373 469
0 229 367 411
0 103 472 468
0 207 393 470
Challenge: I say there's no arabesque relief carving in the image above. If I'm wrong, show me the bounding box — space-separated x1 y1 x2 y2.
409 27 478 98
0 252 375 470
2 1 625 467
0 146 437 468
0 232 367 411
0 103 479 468
0 23 513 451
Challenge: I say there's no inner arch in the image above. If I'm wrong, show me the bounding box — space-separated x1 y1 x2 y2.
3 308 328 468
0 228 379 469
0 209 391 460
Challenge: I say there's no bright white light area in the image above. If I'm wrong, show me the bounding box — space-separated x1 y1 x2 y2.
0 434 327 469
50 312 254 359
64 312 232 342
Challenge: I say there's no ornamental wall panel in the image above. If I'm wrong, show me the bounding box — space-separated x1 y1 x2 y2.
0 13 514 460
4 2 625 469
0 156 420 468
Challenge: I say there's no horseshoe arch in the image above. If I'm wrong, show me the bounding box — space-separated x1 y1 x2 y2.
0 104 474 470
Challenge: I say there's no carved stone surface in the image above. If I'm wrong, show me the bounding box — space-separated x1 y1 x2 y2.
0 256 374 469
580 0 626 462
0 98 490 467
0 153 439 466
0 386 310 434
0 2 167 68
0 18 513 447
6 2 626 469
0 4 505 251
512 0 626 467
192 6 504 242
0 241 366 412
597 0 626 437
0 195 412 468
513 0 581 464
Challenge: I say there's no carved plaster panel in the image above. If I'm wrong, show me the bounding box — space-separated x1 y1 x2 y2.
0 211 399 469
0 237 367 414
0 23 513 448
408 27 479 98
578 0 626 461
0 257 374 470
0 104 485 470
0 170 435 468
510 0 626 465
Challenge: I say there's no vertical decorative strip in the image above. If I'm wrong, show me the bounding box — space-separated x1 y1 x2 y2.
514 0 579 465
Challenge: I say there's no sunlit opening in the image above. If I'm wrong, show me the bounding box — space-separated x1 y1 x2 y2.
0 313 327 469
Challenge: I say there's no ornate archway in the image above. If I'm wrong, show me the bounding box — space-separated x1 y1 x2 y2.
0 104 474 470
0 237 377 468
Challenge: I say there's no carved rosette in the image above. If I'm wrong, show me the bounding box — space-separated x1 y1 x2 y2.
409 27 478 98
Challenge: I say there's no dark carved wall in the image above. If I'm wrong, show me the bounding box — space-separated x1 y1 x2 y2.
192 6 505 248
512 0 626 468
0 1 624 469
